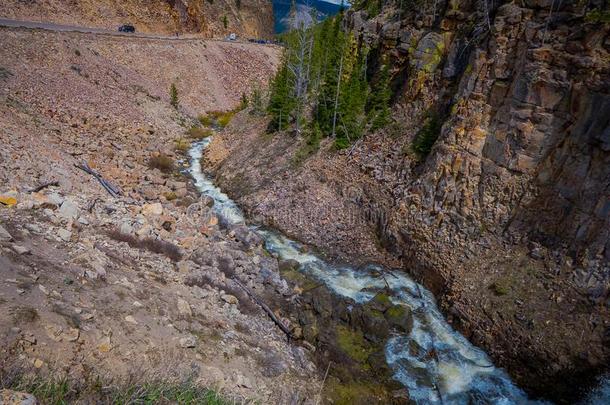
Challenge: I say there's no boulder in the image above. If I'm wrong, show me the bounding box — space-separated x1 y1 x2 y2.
361 307 390 343
11 245 30 255
0 389 37 405
0 224 13 241
411 32 445 73
384 304 413 334
177 298 192 317
57 228 72 242
278 259 300 272
180 335 197 348
58 199 79 221
142 202 163 217
221 294 238 305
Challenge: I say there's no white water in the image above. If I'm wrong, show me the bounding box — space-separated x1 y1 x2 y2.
188 139 606 404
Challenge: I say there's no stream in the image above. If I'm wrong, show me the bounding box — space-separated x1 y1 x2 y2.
188 139 607 404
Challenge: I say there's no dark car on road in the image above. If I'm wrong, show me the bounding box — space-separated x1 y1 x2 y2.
118 25 135 33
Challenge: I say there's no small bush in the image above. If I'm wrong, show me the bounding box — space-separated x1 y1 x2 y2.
11 306 39 324
217 111 235 128
163 191 178 201
490 280 511 296
187 126 213 139
411 111 442 159
334 137 350 150
0 67 13 81
174 138 190 153
148 153 175 173
198 115 213 127
585 9 610 23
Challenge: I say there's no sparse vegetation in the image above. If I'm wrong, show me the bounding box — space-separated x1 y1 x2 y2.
585 9 610 23
222 15 228 30
240 93 249 110
208 110 236 128
10 306 39 324
107 229 183 262
198 114 213 127
188 126 213 139
170 82 179 109
174 138 190 153
0 373 230 404
163 191 178 201
490 279 511 296
411 111 442 159
292 123 322 166
148 153 175 173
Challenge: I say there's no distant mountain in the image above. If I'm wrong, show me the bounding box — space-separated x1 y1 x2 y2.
272 0 344 34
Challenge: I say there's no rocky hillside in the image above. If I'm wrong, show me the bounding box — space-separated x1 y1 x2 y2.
207 0 610 402
0 0 274 38
0 26 321 402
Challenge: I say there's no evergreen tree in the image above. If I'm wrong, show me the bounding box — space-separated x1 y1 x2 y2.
368 63 392 130
170 83 179 109
267 60 295 130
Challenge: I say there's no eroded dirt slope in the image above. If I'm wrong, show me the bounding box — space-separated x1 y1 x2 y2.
0 27 320 402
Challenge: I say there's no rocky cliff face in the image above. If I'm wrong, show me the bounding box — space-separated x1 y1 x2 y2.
352 0 609 285
0 0 274 38
208 0 609 402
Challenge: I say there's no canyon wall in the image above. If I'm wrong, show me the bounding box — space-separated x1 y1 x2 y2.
0 0 274 38
209 0 609 402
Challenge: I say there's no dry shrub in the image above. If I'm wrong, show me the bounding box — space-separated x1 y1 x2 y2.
148 154 175 173
187 126 213 140
107 229 182 262
174 138 190 153
11 306 38 324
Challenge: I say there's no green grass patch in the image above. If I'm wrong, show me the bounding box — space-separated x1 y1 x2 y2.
2 374 231 404
325 378 388 405
335 325 374 364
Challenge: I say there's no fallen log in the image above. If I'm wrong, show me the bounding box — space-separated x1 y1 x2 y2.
29 181 59 193
74 162 121 198
231 277 293 339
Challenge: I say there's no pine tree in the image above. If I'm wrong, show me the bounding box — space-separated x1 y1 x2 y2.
170 83 179 109
267 60 295 130
368 63 392 130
